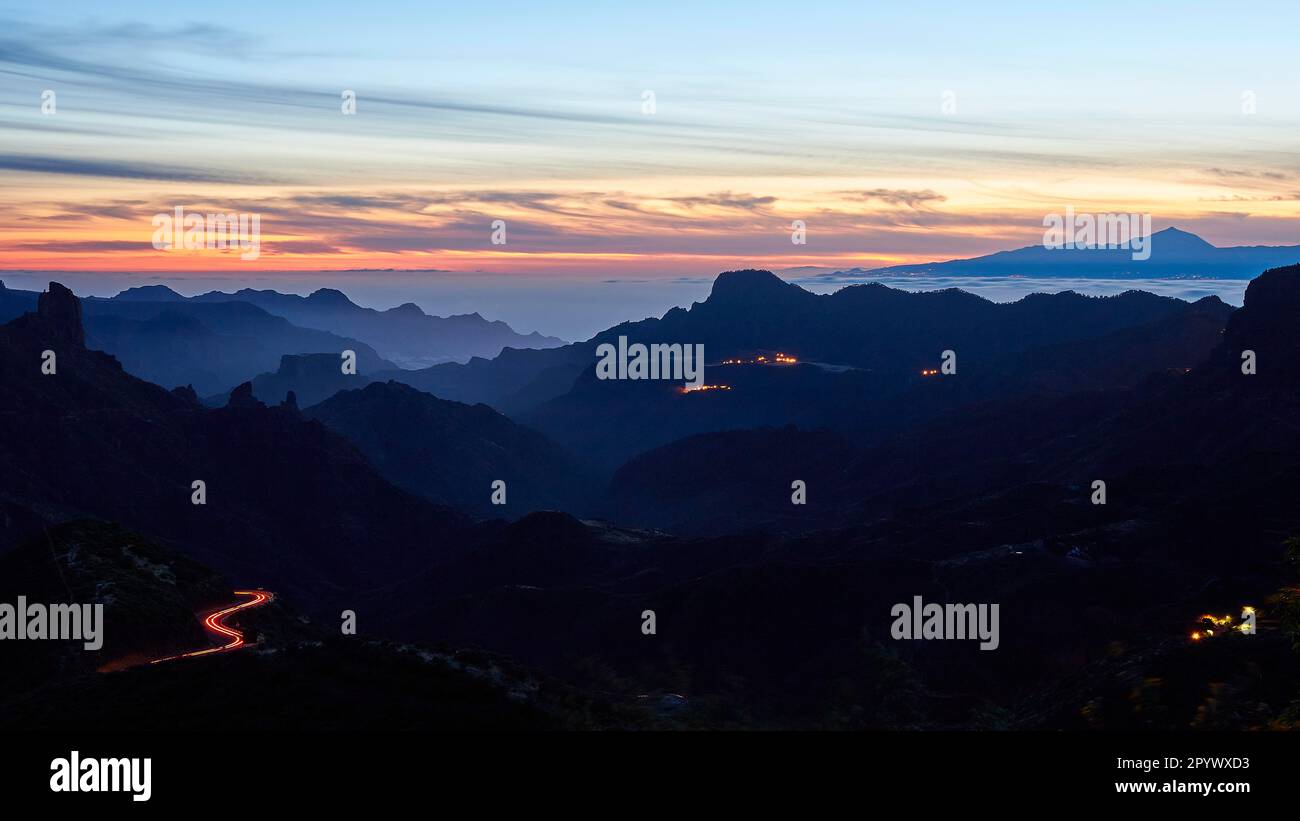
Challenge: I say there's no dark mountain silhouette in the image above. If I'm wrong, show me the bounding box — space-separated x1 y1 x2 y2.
510 271 1234 472
601 292 1234 534
350 265 1300 729
304 381 595 517
836 263 1300 517
233 352 375 407
0 283 472 610
112 284 187 302
825 227 1300 279
375 343 592 414
605 426 858 535
620 269 1224 371
0 281 392 396
0 279 39 319
82 297 392 396
1066 262 1300 472
8 266 1300 731
150 285 565 367
371 410 1300 730
382 268 1220 424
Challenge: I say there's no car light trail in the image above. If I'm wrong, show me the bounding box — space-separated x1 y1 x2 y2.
150 590 273 664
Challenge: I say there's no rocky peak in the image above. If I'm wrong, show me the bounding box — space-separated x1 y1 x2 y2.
37 282 85 347
172 385 201 406
226 381 264 409
1226 263 1300 347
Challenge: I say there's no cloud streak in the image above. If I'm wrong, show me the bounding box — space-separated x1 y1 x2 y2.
0 154 284 184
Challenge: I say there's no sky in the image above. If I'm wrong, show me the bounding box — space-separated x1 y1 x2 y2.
1 1 1299 336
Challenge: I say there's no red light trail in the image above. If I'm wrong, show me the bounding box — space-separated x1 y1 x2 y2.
150 590 273 664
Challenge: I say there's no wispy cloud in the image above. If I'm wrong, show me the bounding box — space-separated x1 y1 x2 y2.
0 154 285 184
842 189 948 208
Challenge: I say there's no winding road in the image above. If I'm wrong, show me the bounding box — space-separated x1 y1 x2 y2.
151 589 273 664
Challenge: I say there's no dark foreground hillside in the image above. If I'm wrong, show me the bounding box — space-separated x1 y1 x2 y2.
0 522 637 731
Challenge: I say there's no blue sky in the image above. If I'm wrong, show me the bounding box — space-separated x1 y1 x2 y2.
2 1 1298 336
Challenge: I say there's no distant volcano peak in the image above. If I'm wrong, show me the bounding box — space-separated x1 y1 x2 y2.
837 224 1299 279
1149 226 1216 249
